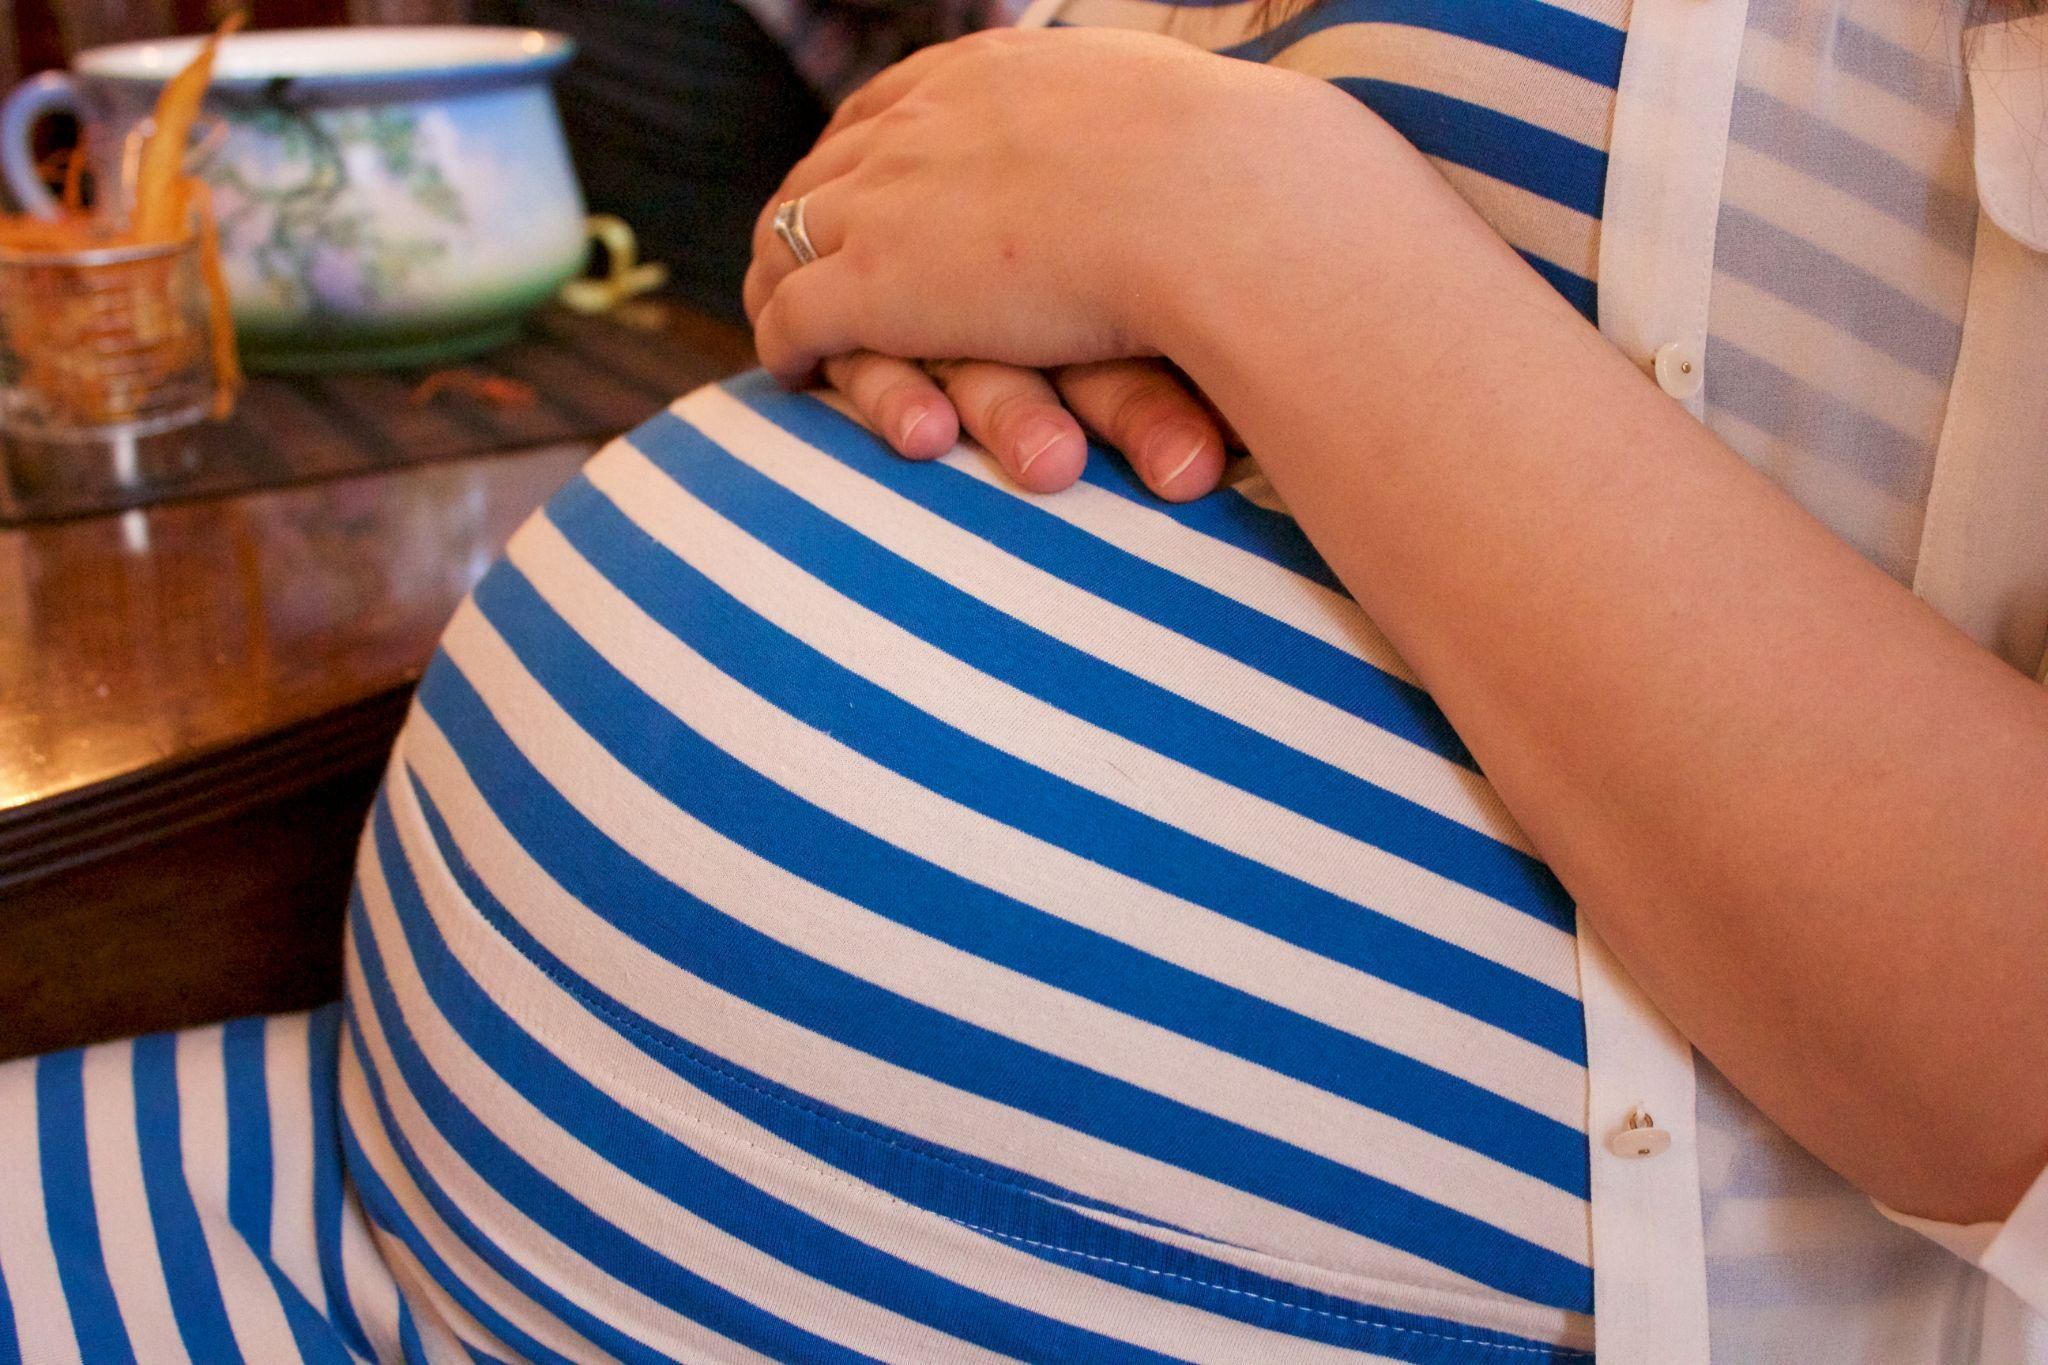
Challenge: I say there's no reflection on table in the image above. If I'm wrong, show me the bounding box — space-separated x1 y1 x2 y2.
0 303 753 1059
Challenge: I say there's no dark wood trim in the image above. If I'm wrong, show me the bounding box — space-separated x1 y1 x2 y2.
0 684 412 894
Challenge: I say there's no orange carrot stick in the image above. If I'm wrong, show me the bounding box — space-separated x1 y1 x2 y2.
186 181 242 417
131 10 245 242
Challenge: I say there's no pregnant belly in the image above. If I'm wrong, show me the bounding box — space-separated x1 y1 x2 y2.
341 372 1597 1362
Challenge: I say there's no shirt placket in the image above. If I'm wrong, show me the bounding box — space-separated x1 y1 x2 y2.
1585 0 1752 1354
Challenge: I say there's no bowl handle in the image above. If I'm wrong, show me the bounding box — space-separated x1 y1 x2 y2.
2 71 81 218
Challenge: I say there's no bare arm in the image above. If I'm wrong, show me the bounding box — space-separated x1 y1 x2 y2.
1160 102 2048 1224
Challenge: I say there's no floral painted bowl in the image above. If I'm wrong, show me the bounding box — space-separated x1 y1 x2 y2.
2 28 587 371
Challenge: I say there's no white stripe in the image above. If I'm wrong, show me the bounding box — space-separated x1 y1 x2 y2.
675 386 1531 856
1708 271 1951 441
1717 139 1971 315
81 1039 194 1365
353 837 1004 1365
509 509 1585 1130
1735 24 1970 200
0 1056 85 1365
174 1026 304 1360
1704 407 1929 579
1434 161 1603 283
375 1233 526 1365
1017 1196 1597 1354
398 710 1528 1312
373 774 1578 1353
917 437 1419 686
378 1242 472 1365
337 1033 630 1365
331 1079 407 1365
1050 0 1259 45
325 1031 405 1365
425 609 1590 1267
635 400 1575 993
1055 0 1626 44
264 1013 330 1321
1269 25 1618 148
1527 0 1627 35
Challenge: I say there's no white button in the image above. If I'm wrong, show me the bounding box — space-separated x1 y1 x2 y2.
1608 1105 1672 1159
1653 342 1703 401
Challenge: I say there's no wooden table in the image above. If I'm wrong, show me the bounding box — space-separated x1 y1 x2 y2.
0 307 752 1060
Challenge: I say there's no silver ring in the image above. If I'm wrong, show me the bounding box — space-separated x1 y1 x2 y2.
772 195 819 266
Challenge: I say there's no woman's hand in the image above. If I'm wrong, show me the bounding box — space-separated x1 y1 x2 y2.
811 350 1229 501
741 26 1371 494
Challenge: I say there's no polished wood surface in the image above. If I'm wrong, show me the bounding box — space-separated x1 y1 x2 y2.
0 443 599 1056
1 301 751 1057
0 439 588 824
1 308 759 524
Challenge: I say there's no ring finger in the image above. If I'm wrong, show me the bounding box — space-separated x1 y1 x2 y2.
751 117 877 266
743 179 849 324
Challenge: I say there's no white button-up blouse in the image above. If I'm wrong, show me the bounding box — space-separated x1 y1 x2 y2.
1587 3 2048 1361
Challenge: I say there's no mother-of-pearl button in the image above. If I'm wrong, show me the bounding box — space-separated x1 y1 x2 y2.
1609 1105 1673 1158
1653 341 1704 401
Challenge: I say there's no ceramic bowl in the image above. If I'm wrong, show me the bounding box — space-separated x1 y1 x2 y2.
3 27 588 371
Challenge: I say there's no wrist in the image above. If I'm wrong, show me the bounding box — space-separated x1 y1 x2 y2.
1148 114 1589 470
1141 91 1442 408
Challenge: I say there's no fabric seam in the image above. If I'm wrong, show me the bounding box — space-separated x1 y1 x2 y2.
400 760 1591 1354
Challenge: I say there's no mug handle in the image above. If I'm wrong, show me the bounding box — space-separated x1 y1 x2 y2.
1 71 80 218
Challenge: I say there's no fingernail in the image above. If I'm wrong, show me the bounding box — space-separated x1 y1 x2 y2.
1146 424 1209 488
1016 419 1067 476
898 405 933 449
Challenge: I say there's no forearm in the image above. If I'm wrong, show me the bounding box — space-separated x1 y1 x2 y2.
1160 117 2048 1221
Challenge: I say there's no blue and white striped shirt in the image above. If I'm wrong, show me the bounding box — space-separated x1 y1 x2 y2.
1 0 2027 1356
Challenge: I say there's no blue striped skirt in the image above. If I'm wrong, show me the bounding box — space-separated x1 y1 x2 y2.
1 373 1597 1363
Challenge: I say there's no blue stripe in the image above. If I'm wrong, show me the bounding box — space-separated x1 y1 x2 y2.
734 381 1478 769
336 1133 586 1365
223 1018 274 1257
1067 453 1349 590
355 824 1195 1365
349 856 922 1362
1332 80 1608 217
489 522 1586 1194
630 407 1574 931
262 1256 360 1365
1728 84 1974 250
414 659 1594 1310
1702 335 1931 499
339 1014 635 1365
1519 250 1599 322
308 1004 378 1362
1712 202 1962 380
1830 11 1959 113
396 1296 429 1365
962 1216 1594 1362
405 768 1242 1247
132 1032 246 1364
221 1019 358 1365
0 1237 19 1365
35 1051 139 1365
1224 0 1625 87
410 768 1594 1361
